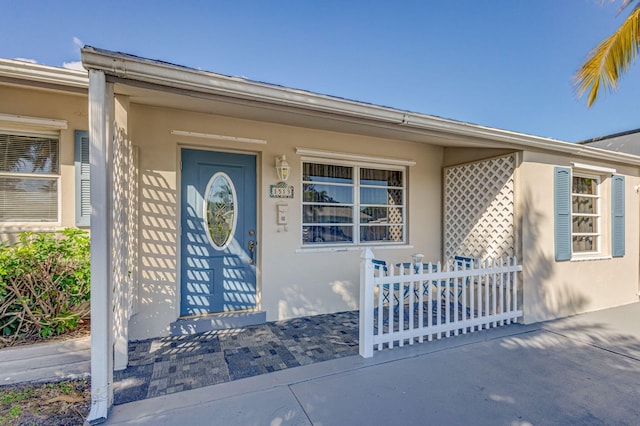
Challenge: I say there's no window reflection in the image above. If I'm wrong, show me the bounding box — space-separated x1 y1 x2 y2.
302 161 405 245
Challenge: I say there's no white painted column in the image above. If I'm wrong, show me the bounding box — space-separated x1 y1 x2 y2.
359 248 375 358
86 70 114 425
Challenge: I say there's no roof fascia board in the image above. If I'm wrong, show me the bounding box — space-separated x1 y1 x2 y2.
402 112 640 166
81 48 405 124
80 48 640 167
0 59 88 89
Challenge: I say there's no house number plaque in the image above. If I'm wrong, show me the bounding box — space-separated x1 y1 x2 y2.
269 182 294 199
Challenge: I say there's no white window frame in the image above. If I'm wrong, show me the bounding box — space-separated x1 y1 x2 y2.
0 129 61 226
301 158 406 247
571 171 601 256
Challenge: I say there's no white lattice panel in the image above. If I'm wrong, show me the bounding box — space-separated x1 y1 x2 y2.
444 154 515 261
112 128 139 343
388 190 403 241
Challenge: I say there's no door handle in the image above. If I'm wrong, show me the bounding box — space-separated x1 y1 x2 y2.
248 240 256 265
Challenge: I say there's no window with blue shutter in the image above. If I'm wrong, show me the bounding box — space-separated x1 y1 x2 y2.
74 130 90 226
611 175 625 257
554 167 571 261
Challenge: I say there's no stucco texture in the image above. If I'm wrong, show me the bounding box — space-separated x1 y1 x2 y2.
127 103 443 339
0 84 88 241
519 151 640 323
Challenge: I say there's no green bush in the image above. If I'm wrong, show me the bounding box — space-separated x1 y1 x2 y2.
0 228 90 346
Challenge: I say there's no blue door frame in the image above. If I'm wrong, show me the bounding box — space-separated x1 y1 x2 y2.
180 149 257 316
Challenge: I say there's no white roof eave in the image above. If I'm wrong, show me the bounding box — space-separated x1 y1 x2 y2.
81 47 640 167
0 58 88 89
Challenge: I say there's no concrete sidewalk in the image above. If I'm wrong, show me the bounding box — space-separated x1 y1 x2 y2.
0 337 90 385
106 303 640 425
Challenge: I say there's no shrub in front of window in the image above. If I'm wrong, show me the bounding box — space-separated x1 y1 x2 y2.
0 228 90 346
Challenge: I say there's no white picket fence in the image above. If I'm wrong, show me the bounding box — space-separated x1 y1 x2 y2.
359 249 523 358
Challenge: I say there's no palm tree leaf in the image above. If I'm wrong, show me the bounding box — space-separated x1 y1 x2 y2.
575 2 640 106
619 0 636 15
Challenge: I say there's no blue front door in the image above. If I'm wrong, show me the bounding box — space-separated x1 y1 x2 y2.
180 149 257 316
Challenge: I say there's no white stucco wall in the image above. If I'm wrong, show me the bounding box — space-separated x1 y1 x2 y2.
0 84 88 242
519 151 640 323
127 103 444 339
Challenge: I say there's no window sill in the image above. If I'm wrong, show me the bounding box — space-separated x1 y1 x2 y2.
296 244 414 253
0 224 64 233
570 255 612 262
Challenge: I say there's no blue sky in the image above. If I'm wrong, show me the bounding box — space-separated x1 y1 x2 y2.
1 0 638 142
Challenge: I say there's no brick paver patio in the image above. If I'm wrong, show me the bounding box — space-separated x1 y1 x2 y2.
113 311 359 404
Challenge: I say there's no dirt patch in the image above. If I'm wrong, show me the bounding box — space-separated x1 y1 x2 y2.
0 379 90 425
0 323 92 424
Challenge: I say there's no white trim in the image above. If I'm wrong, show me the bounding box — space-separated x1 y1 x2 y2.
171 130 267 145
570 255 612 262
296 244 414 253
0 113 67 130
0 58 88 89
571 172 601 255
81 47 640 167
571 162 616 174
0 225 64 232
301 161 406 246
296 147 416 167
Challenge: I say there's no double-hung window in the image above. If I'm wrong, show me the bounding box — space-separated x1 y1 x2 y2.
555 165 625 261
571 173 600 254
302 161 405 245
0 130 60 223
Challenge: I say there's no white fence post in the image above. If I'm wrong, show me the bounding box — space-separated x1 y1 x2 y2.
359 248 375 358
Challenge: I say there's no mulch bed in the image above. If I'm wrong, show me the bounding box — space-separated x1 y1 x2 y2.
1 320 90 349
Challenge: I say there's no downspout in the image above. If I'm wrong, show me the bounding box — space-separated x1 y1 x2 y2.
86 70 114 424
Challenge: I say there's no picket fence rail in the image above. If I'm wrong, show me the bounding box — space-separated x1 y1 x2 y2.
359 248 523 358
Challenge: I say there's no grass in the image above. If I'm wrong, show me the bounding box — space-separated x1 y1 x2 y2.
0 379 90 425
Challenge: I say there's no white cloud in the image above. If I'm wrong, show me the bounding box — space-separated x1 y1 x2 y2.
73 37 83 49
63 61 85 71
13 57 38 64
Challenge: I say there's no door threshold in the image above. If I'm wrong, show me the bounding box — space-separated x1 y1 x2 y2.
170 310 266 335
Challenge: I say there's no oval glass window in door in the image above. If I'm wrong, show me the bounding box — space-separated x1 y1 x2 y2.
203 172 238 250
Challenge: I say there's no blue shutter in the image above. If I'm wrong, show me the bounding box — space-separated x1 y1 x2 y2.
75 130 90 227
612 175 625 257
554 167 571 261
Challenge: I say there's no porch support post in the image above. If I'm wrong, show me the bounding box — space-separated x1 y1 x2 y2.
359 248 375 358
86 69 114 424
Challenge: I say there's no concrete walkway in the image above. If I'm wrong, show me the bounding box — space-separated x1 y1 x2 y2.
0 336 91 385
106 303 640 425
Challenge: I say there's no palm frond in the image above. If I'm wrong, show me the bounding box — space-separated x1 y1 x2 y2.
575 3 640 106
618 0 636 15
